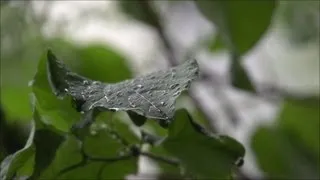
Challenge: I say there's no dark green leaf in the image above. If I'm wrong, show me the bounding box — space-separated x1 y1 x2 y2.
196 0 276 54
127 110 147 126
119 1 157 28
47 50 199 127
0 103 64 180
0 122 35 180
230 58 256 92
31 52 81 132
163 109 245 178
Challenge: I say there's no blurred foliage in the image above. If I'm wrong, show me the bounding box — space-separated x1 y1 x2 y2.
252 98 319 179
196 0 276 92
0 1 319 180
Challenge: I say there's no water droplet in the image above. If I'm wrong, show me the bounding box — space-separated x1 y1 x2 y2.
27 80 34 87
100 123 107 129
90 130 97 136
160 101 165 105
170 84 179 89
64 88 69 92
111 134 117 139
83 80 89 85
137 84 143 88
118 151 125 156
173 92 180 96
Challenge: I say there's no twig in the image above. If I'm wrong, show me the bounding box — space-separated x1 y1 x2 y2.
140 151 180 167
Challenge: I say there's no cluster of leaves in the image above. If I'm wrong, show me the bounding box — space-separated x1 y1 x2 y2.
0 51 245 179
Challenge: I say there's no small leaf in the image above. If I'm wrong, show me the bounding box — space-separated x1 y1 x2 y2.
46 50 199 127
230 58 256 92
127 110 147 126
119 1 157 28
163 109 245 178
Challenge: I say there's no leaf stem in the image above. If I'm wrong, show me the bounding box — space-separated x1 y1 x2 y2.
140 151 180 167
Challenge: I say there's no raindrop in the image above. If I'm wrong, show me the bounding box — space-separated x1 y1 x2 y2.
64 88 69 92
100 123 107 129
170 84 179 89
118 151 125 156
83 80 89 85
111 134 117 139
137 84 143 88
90 130 97 136
160 101 165 105
27 80 34 87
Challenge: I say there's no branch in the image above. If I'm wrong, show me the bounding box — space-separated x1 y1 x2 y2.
140 151 180 167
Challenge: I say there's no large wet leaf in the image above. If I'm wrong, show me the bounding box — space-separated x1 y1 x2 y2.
162 109 245 179
46 50 199 127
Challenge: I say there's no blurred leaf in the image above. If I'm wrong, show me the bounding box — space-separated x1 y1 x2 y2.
76 45 133 83
163 109 245 178
230 58 256 92
209 33 226 52
278 98 320 160
31 52 81 132
280 1 320 44
119 1 157 28
47 50 199 128
0 105 64 180
196 0 276 54
252 127 319 179
0 122 35 180
46 39 133 83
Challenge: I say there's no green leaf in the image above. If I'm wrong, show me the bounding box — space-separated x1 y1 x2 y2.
230 58 256 92
277 98 320 161
162 109 245 178
196 0 276 54
46 50 199 128
252 127 319 179
0 103 64 180
40 132 138 179
31 52 81 132
119 1 157 28
0 122 35 180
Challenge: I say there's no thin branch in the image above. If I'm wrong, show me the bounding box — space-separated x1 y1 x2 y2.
140 151 180 167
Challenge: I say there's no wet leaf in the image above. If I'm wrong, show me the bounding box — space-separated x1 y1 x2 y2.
46 50 199 128
162 109 245 179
